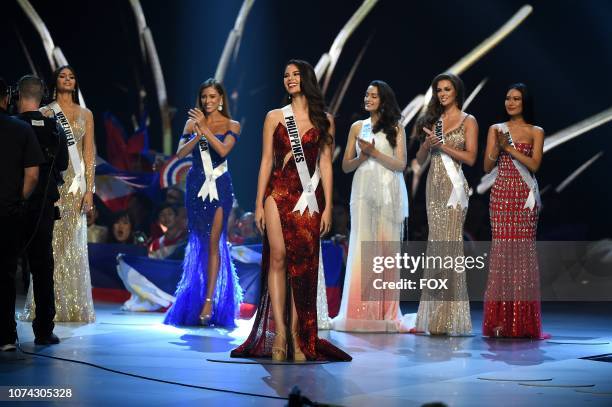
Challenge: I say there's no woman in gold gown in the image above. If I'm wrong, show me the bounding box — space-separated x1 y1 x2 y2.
412 73 478 335
21 65 96 323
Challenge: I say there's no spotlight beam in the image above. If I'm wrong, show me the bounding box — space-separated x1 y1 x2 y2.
555 152 604 194
17 0 86 106
329 35 372 115
215 0 256 83
543 107 612 153
14 24 39 77
421 5 533 110
400 4 533 129
129 0 172 155
463 77 489 109
314 0 379 91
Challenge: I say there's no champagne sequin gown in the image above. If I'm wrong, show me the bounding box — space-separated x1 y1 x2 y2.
332 123 410 332
22 105 96 323
231 123 351 361
483 142 543 338
414 120 472 335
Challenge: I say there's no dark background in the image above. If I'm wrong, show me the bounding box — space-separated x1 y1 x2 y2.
4 0 611 240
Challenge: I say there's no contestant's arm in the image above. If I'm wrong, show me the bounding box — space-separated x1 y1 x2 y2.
83 108 96 192
439 115 478 166
415 127 431 165
255 111 276 209
176 120 200 159
483 125 500 173
341 121 367 173
371 125 407 172
320 114 335 211
504 127 544 173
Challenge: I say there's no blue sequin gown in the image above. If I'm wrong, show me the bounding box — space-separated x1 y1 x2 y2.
164 131 243 327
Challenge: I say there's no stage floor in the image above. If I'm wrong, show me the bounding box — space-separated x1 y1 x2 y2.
2 300 612 406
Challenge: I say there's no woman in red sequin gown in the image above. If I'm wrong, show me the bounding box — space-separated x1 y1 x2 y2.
483 83 546 339
231 60 351 361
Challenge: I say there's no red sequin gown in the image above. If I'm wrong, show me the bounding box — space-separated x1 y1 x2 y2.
483 143 544 339
231 123 351 361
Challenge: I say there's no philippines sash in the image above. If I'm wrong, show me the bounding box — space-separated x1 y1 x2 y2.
48 102 86 194
435 117 469 209
196 135 227 202
282 105 320 215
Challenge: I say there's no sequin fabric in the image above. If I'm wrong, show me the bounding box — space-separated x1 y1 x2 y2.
332 126 410 332
21 107 95 323
231 123 351 361
483 143 543 338
414 122 472 335
163 131 243 327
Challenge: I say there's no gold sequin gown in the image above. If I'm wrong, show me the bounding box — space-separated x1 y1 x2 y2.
414 121 472 335
21 105 96 323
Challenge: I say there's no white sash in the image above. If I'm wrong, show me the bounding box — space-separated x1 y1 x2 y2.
435 118 469 209
48 101 86 195
356 118 373 167
281 105 320 215
196 135 228 202
498 123 541 210
358 118 373 143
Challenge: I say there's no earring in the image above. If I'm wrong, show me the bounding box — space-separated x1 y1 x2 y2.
53 89 56 100
218 104 223 111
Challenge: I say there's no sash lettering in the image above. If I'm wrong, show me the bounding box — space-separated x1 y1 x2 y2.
48 102 86 195
282 105 320 214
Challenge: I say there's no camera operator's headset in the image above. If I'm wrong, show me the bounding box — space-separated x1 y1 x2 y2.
16 76 63 254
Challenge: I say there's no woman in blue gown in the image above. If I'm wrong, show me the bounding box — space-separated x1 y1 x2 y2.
164 78 242 327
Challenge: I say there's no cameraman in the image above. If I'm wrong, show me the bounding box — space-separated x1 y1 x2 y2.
0 77 44 351
14 75 69 346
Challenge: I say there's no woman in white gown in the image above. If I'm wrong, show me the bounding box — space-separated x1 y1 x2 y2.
331 81 410 332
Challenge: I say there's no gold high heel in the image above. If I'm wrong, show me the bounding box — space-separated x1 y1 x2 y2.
272 330 287 361
199 298 213 325
291 330 306 362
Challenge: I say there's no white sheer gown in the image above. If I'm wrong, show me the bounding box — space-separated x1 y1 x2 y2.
316 244 332 330
331 122 413 332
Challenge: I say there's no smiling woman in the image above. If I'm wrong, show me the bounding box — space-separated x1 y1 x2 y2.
412 72 478 336
21 65 97 325
231 60 351 362
332 80 410 333
482 83 546 339
163 78 243 328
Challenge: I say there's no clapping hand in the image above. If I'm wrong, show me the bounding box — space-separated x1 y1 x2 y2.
422 127 442 150
188 108 210 134
495 126 511 151
357 137 376 156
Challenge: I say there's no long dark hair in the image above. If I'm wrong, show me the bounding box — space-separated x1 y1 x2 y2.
196 78 231 119
415 73 465 140
368 80 402 148
283 59 333 146
505 82 535 124
50 65 80 104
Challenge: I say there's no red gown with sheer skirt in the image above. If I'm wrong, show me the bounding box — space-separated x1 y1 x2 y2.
231 123 351 361
483 143 547 339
